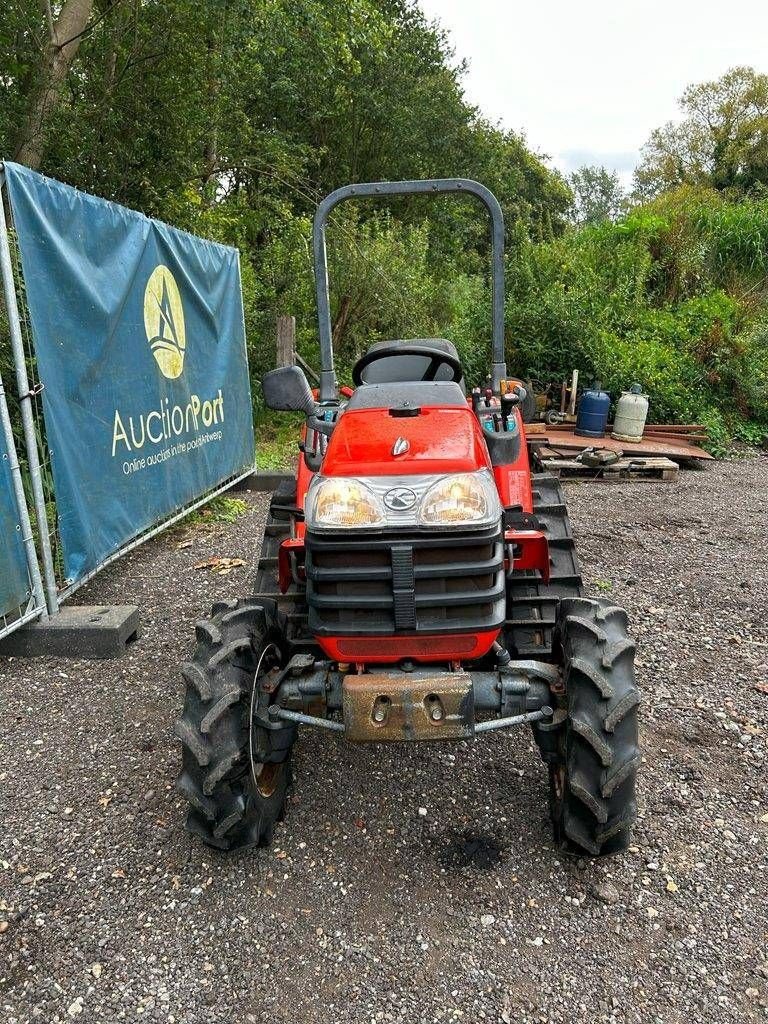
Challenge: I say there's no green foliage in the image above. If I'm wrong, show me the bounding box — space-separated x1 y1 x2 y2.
569 166 626 225
505 186 768 447
635 66 768 198
0 0 571 424
254 412 302 471
1 6 766 460
182 495 250 530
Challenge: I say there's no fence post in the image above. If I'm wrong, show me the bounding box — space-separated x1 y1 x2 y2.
0 176 59 615
276 315 296 367
0 366 47 619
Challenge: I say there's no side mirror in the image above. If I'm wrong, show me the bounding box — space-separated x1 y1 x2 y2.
262 366 316 415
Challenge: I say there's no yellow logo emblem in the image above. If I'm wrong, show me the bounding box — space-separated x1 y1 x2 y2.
144 265 186 379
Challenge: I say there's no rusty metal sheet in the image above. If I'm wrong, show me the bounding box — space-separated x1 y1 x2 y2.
342 671 474 742
533 425 713 460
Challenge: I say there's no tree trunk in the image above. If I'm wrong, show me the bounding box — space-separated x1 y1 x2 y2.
14 0 95 170
332 294 353 351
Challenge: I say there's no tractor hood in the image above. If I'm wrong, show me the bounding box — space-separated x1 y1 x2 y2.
321 406 491 477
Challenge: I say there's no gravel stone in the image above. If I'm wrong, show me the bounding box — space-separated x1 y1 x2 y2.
589 879 621 905
1 457 767 1023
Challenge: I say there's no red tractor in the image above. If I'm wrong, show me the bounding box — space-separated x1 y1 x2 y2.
175 179 640 857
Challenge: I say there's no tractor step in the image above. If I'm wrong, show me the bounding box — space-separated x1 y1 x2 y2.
254 483 314 658
264 523 291 537
503 473 583 660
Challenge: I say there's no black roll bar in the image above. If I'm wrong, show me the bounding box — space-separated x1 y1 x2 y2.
312 178 506 401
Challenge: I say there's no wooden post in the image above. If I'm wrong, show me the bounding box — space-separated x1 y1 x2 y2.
569 369 579 416
276 315 296 367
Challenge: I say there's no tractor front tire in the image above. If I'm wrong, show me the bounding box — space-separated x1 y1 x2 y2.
175 599 295 851
550 597 640 856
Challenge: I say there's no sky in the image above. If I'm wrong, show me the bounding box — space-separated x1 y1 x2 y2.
418 0 768 185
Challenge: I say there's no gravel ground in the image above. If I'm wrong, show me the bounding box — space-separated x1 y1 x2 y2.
1 457 767 1024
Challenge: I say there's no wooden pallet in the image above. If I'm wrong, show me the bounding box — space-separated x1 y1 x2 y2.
539 456 679 481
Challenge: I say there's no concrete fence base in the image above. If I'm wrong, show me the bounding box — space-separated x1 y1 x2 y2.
0 605 140 659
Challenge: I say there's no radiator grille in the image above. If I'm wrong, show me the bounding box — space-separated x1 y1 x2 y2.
305 524 505 636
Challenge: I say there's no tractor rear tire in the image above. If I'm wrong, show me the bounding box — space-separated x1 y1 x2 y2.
175 599 296 851
550 597 640 856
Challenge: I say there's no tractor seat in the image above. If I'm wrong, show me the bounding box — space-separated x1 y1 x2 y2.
352 338 466 393
344 380 468 411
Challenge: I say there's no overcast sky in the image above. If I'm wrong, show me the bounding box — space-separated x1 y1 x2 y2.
418 0 768 184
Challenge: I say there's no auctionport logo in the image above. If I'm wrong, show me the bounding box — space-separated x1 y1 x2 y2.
144 265 186 379
110 262 226 465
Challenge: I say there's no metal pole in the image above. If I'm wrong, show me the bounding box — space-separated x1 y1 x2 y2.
0 368 47 619
269 705 346 732
0 174 59 614
474 706 553 733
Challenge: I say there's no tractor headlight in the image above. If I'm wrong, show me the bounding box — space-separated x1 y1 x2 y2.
307 477 386 530
419 470 500 527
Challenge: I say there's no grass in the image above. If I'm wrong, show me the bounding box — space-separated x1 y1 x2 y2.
255 412 301 471
174 495 250 534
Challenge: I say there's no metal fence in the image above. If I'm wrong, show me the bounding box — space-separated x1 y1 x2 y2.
0 175 59 618
0 359 45 640
0 168 255 631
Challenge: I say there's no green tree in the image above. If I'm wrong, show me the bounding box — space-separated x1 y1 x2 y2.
569 165 625 224
0 0 574 392
635 66 768 197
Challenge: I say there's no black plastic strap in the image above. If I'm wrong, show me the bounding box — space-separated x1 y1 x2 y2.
391 544 416 630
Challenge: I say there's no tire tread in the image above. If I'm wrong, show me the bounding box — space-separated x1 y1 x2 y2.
552 597 641 856
174 597 294 851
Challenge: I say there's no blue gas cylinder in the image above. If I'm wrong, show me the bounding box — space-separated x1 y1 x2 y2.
575 384 611 438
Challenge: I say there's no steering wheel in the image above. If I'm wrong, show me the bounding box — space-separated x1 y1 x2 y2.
352 344 464 386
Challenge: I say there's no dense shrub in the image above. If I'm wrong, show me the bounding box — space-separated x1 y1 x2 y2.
501 187 768 446
246 185 768 452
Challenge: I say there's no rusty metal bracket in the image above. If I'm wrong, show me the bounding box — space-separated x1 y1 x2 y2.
268 659 562 743
342 670 474 742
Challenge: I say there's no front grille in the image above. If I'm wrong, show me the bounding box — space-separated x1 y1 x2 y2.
305 523 505 635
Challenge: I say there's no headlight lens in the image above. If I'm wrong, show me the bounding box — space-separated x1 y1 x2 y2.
308 477 385 529
419 471 499 526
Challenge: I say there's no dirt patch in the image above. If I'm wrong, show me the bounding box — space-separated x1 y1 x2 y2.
436 829 505 870
1 457 767 1023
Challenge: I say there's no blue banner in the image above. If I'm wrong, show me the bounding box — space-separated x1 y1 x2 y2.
0 421 30 618
4 163 254 585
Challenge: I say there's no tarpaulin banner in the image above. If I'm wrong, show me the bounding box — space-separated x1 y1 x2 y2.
4 162 254 585
0 420 30 618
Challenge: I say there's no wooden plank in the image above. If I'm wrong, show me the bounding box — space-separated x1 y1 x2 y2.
644 423 706 433
541 421 708 441
639 430 708 441
539 457 679 482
